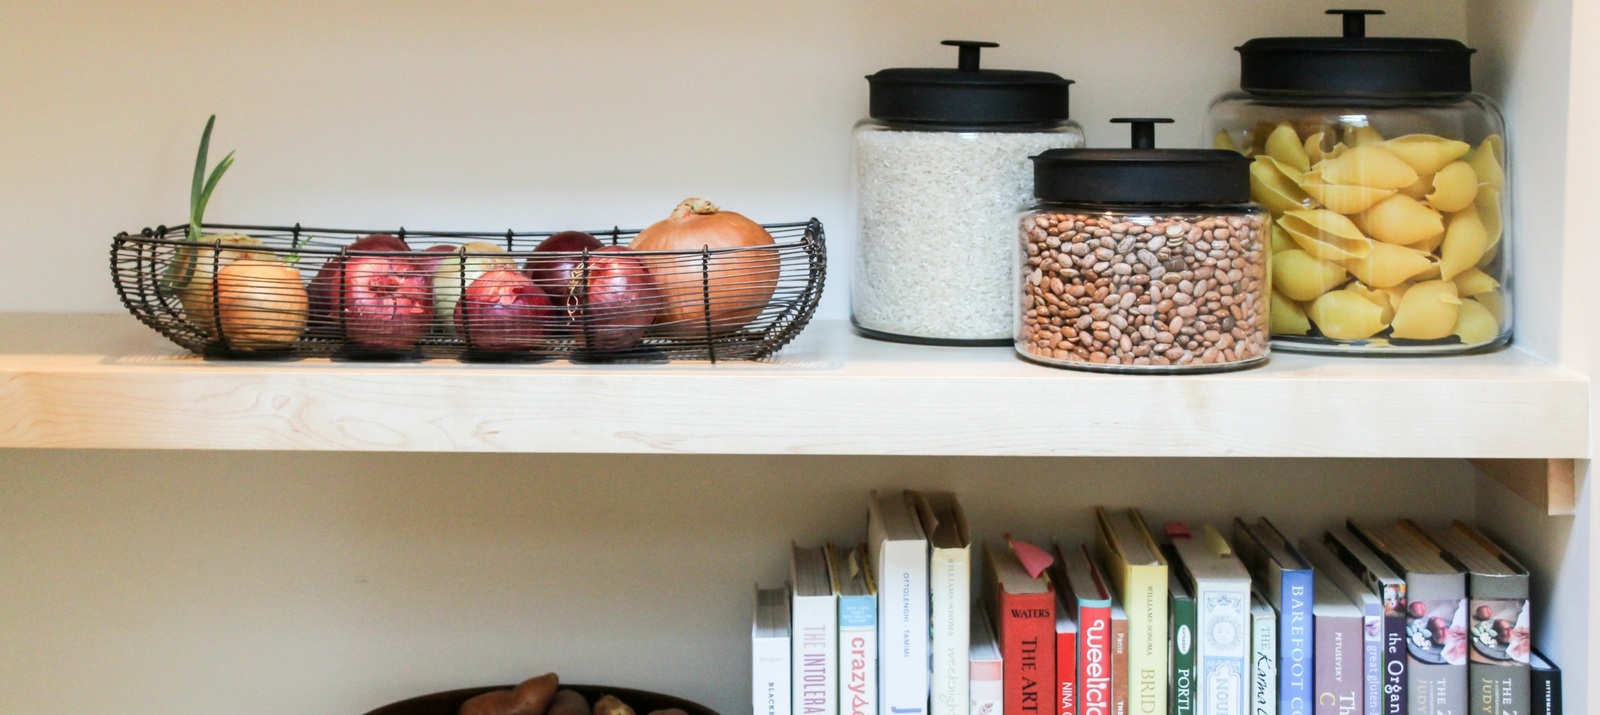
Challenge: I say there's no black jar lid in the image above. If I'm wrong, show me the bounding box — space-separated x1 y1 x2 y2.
1031 119 1251 205
1237 10 1475 96
866 40 1073 126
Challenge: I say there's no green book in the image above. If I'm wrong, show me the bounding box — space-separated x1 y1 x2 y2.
1164 543 1197 715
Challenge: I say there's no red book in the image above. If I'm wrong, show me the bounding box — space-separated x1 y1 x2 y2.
1055 608 1078 715
984 539 1056 715
1054 543 1114 715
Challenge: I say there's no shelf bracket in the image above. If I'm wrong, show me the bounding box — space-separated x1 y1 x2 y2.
1470 458 1577 516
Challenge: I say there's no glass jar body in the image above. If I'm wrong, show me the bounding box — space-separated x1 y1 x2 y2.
1016 202 1270 372
852 118 1085 345
1206 91 1511 354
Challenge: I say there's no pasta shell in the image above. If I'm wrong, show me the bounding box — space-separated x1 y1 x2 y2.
1476 187 1504 265
1269 224 1296 254
1304 132 1331 165
1390 280 1462 340
1454 297 1501 345
1440 208 1489 281
1344 241 1438 288
1300 181 1395 214
1214 130 1241 152
1282 209 1374 261
1465 135 1506 190
1426 160 1478 213
1453 267 1501 297
1476 290 1507 324
1413 231 1446 254
1398 173 1434 200
1319 145 1420 190
1383 134 1472 175
1269 289 1313 335
1267 122 1311 172
1359 195 1445 245
1250 157 1316 215
1345 125 1386 147
1345 281 1397 324
1308 289 1389 340
1273 248 1350 302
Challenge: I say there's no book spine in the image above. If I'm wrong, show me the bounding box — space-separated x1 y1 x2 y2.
1530 662 1559 715
1126 565 1169 715
1467 595 1529 715
1059 628 1078 715
1469 662 1528 715
795 595 840 715
1360 607 1381 715
1171 593 1195 715
840 594 878 715
879 541 929 715
932 547 972 715
1406 599 1465 715
1380 608 1405 715
1279 571 1314 715
972 658 1004 715
1312 614 1360 715
1251 609 1277 715
1080 605 1114 715
1113 614 1130 715
999 591 1057 715
755 636 793 715
1197 590 1249 715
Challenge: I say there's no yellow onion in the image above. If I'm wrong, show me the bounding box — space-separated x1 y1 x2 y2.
215 258 308 349
629 198 779 338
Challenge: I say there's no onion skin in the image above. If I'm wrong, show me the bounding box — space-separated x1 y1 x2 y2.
215 258 308 349
566 246 663 352
176 233 266 332
340 253 434 352
454 269 555 351
433 241 519 330
629 198 779 338
307 233 412 332
526 231 606 298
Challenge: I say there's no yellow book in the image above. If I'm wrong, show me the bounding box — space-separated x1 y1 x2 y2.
1095 507 1169 715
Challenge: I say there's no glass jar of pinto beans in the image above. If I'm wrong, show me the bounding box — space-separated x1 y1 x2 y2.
1018 118 1269 373
1208 9 1510 354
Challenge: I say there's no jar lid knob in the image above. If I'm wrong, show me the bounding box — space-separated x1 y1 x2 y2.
941 40 1000 71
1326 9 1386 38
1110 117 1174 149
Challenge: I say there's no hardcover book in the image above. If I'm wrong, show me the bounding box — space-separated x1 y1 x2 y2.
793 544 840 715
1322 528 1406 715
754 585 793 715
831 543 879 715
1529 649 1560 715
914 491 973 715
1096 508 1169 715
1112 601 1130 715
1429 521 1531 715
1249 590 1277 715
972 605 1005 715
984 538 1057 715
1308 567 1363 715
1234 518 1313 715
1170 524 1252 715
1299 538 1381 715
1350 521 1466 715
1163 544 1196 715
868 490 929 715
1056 586 1081 715
1055 542 1114 715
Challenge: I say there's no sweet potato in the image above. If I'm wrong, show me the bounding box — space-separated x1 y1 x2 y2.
593 694 636 715
458 673 559 715
547 690 591 715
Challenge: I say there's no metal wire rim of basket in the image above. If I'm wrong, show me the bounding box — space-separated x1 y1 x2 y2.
111 220 826 363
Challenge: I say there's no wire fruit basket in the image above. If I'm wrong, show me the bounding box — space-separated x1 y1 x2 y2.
112 220 825 362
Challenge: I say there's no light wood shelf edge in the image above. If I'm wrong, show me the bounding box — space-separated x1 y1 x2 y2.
1471 458 1578 516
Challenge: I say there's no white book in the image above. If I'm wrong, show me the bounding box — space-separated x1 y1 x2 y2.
1250 590 1278 715
1172 525 1252 715
913 491 971 715
970 603 1004 715
868 490 930 715
794 544 841 715
755 585 794 715
832 543 879 715
1300 538 1382 715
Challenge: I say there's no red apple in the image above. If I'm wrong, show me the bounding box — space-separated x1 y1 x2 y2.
454 269 554 351
1409 601 1429 618
308 233 412 332
340 253 434 351
1474 605 1493 621
525 231 605 298
565 246 663 352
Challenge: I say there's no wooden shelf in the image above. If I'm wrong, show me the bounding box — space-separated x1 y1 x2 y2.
0 313 1587 457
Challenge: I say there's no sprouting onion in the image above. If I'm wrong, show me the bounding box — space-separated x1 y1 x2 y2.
162 115 236 293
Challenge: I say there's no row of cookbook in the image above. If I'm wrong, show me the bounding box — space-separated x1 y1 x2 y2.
751 491 1562 715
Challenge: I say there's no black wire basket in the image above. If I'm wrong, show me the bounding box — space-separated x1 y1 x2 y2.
112 220 825 362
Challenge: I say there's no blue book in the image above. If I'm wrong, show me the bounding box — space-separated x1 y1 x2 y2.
831 543 879 715
1233 518 1314 715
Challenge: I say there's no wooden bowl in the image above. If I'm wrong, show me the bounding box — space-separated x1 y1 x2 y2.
361 684 719 715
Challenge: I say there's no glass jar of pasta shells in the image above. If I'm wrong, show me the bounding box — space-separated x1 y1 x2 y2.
1207 9 1510 354
1019 119 1269 373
